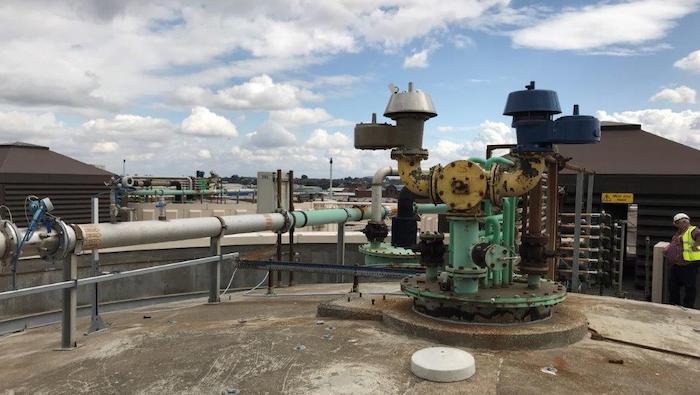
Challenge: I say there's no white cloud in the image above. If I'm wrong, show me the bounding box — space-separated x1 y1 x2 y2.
650 86 697 104
674 49 700 73
0 111 64 137
403 49 430 69
425 121 515 165
306 129 351 149
197 149 212 159
432 140 462 159
0 1 515 114
126 152 155 162
82 114 175 140
173 75 321 111
452 34 475 49
247 121 297 148
180 106 238 137
269 107 333 125
511 1 700 53
436 125 472 133
91 141 119 153
596 109 700 148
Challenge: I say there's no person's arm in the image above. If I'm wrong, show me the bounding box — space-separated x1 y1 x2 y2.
692 228 700 250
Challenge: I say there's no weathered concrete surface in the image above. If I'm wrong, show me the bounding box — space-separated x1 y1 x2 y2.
319 297 589 350
1 283 699 394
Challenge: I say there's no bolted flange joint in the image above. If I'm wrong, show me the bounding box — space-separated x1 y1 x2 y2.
418 232 446 267
519 234 548 275
362 222 389 243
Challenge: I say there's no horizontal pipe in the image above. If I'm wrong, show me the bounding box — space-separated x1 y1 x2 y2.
4 206 391 262
289 206 380 228
414 203 449 214
76 217 225 250
239 259 421 278
128 189 226 196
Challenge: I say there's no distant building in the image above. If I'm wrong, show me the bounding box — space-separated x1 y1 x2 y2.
558 121 700 296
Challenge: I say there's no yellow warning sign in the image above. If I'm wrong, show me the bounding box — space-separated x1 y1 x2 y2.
602 193 634 204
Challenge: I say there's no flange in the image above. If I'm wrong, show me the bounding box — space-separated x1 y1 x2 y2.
401 274 566 324
433 160 487 211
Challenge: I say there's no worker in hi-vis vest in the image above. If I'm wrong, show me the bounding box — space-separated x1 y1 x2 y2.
663 213 699 308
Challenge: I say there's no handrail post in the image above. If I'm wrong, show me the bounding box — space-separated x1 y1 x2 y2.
61 253 78 349
208 236 222 304
337 221 346 283
87 196 107 334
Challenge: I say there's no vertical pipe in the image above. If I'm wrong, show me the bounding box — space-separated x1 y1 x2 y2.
208 236 221 303
644 235 651 300
586 173 594 215
87 197 106 333
526 178 544 289
572 171 584 292
503 198 513 284
546 161 559 280
288 170 295 287
528 179 543 234
61 254 78 349
618 222 625 296
337 222 346 283
275 169 282 286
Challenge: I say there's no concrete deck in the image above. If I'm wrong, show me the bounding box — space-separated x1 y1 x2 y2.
1 283 698 394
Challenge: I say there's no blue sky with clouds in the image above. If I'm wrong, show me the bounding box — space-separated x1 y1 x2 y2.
0 0 699 177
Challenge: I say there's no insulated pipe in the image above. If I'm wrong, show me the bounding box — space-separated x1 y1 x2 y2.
289 206 382 228
128 189 227 197
1 206 392 262
128 176 195 190
371 166 398 223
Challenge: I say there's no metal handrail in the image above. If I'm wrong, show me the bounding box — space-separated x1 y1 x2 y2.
0 253 238 301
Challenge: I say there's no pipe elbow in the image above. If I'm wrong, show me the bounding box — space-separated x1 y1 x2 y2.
397 157 430 197
489 154 545 201
373 166 396 185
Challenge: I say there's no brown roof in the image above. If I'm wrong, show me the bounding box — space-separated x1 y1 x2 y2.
558 122 700 175
0 142 114 183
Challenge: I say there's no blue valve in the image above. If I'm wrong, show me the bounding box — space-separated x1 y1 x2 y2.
504 81 600 152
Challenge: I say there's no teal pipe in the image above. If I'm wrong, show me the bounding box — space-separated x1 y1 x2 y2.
484 214 503 244
449 219 479 270
467 157 486 166
486 156 513 168
414 203 449 214
289 206 387 228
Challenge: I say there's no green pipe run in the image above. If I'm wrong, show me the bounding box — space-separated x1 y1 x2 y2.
414 203 449 214
129 189 227 196
288 206 387 228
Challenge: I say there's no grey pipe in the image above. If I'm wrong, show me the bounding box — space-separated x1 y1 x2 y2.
371 166 398 223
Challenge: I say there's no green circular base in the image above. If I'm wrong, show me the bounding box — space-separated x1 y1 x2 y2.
401 274 566 324
360 242 420 268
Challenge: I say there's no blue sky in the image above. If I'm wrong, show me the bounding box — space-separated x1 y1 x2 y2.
0 0 699 177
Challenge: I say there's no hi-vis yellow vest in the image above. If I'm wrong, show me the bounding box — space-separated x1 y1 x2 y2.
682 226 700 261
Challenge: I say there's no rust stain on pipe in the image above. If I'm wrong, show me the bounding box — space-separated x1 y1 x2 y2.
77 224 103 250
